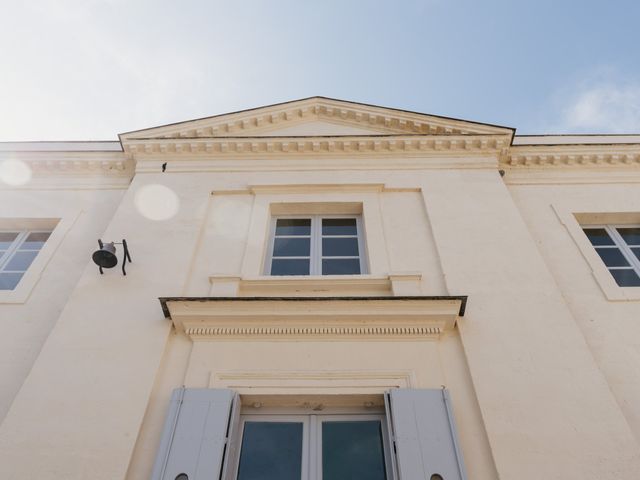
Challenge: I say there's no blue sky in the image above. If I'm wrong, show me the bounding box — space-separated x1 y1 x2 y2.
2 0 640 140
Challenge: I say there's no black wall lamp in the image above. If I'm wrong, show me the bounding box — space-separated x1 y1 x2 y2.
92 239 132 275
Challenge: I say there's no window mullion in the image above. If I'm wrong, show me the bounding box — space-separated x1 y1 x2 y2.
309 415 318 480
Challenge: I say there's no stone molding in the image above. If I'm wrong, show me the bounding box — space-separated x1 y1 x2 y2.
0 151 134 189
160 296 466 341
504 145 640 169
124 134 510 157
119 97 514 139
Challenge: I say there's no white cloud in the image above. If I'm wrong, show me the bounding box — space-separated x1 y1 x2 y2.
562 83 640 133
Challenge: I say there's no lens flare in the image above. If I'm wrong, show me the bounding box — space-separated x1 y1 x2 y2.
0 159 32 186
134 184 180 221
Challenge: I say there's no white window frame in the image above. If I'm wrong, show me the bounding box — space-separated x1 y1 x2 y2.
264 215 368 276
235 412 392 480
582 224 640 286
0 230 52 290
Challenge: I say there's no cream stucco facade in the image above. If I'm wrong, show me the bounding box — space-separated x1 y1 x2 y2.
1 97 640 479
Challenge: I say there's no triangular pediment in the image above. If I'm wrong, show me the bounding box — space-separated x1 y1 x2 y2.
120 97 514 141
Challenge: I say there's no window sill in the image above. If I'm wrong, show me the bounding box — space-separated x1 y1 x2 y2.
208 273 423 297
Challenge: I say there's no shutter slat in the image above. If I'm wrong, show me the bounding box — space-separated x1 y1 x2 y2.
387 388 466 480
151 388 235 480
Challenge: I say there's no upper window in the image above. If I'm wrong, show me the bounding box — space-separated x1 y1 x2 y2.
0 231 52 290
583 226 640 287
235 413 391 480
266 216 367 276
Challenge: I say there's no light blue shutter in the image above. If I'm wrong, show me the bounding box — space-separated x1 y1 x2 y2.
386 388 467 480
151 388 238 480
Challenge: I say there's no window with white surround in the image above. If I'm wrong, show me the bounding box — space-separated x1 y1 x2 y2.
152 388 467 480
266 215 367 276
235 413 391 480
0 230 52 290
582 225 640 286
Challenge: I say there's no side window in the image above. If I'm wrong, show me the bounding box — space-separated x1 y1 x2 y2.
582 226 640 287
266 216 366 276
0 231 52 290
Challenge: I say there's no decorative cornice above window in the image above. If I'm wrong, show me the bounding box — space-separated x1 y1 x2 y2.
159 296 467 341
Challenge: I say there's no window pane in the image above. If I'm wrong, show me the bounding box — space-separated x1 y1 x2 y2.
322 420 386 480
237 422 303 480
5 251 38 271
632 247 640 262
595 248 630 267
610 269 640 287
617 227 640 246
275 219 311 236
0 272 23 290
273 238 310 257
22 232 51 249
583 228 615 246
322 218 357 235
322 258 361 275
0 232 18 249
271 259 310 276
322 238 359 257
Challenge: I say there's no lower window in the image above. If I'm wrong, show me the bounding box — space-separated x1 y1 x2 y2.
235 414 391 480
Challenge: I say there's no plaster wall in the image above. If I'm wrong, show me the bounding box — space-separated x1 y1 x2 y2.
421 169 640 479
0 188 124 422
124 331 497 480
1 164 639 480
0 173 213 479
508 182 640 441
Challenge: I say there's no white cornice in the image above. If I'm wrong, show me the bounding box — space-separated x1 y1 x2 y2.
124 134 509 155
504 144 640 169
162 296 465 340
0 151 134 189
128 134 508 172
120 97 514 139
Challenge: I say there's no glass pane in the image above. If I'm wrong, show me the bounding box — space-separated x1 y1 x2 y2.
595 248 630 267
0 272 23 290
5 251 38 271
322 420 386 480
617 227 640 246
322 218 357 235
236 422 303 480
21 232 51 249
322 258 361 275
610 269 640 287
583 228 615 246
632 247 640 261
0 232 19 249
275 219 311 236
273 238 310 257
322 238 359 257
271 259 310 276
